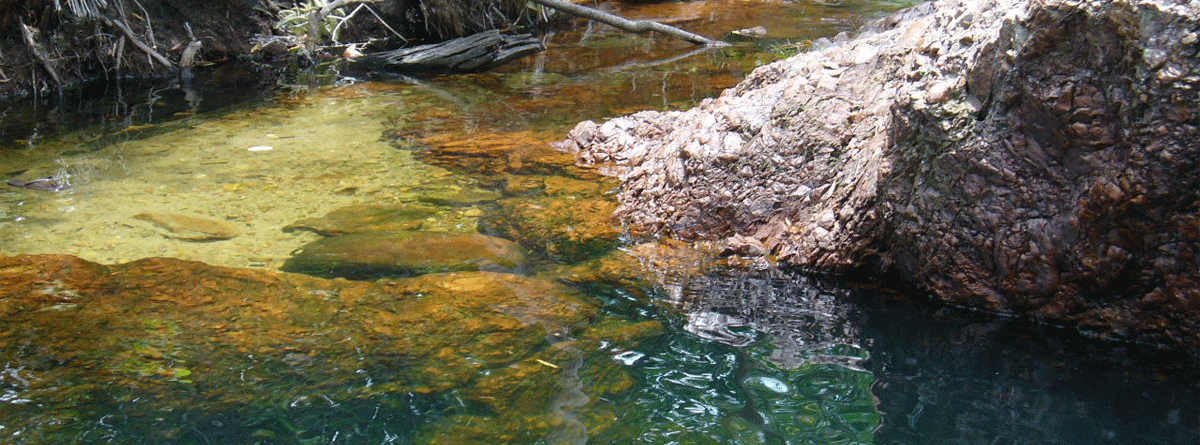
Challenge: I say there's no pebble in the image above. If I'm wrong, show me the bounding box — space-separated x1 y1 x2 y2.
926 82 953 103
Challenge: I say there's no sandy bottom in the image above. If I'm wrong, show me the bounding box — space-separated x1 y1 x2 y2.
0 84 484 269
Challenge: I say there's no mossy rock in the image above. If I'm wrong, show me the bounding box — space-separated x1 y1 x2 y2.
416 187 503 207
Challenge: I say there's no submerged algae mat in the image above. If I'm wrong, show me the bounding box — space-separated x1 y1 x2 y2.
0 254 662 444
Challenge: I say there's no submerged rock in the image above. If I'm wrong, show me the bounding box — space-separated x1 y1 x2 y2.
410 129 596 179
282 231 528 279
282 204 438 235
416 187 503 206
479 183 621 264
133 212 241 241
560 0 1200 350
0 254 667 444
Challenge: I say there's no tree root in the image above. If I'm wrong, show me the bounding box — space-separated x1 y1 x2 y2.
19 20 64 89
102 16 174 68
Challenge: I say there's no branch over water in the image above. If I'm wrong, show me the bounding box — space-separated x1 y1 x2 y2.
528 0 727 46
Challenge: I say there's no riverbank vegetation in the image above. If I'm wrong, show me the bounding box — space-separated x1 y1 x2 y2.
0 0 547 98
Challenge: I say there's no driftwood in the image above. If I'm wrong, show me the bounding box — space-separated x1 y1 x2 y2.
354 30 545 73
529 0 725 46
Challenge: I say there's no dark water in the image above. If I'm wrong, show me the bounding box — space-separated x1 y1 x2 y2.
645 270 1199 445
0 62 284 152
1 1 1197 444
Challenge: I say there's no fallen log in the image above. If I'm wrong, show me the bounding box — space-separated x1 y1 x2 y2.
529 0 726 46
353 30 544 73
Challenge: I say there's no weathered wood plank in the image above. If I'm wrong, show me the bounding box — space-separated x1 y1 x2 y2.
354 30 544 73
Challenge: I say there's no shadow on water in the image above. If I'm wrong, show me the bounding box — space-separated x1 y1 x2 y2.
0 62 283 153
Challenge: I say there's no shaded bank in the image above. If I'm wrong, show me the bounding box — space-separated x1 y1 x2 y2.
0 0 279 97
561 0 1200 351
0 0 532 98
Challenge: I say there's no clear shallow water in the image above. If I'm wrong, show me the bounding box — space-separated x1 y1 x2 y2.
1 1 1197 444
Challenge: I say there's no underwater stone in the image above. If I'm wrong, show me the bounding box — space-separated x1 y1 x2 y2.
282 231 528 279
479 194 620 264
0 254 621 443
416 187 503 207
133 212 241 241
282 204 438 235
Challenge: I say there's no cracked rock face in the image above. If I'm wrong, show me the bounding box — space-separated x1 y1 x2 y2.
558 0 1200 350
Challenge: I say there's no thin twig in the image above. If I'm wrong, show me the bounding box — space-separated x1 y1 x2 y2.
115 35 125 70
362 4 406 42
330 3 364 43
131 0 157 49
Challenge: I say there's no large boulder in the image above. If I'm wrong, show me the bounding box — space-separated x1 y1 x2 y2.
558 0 1199 349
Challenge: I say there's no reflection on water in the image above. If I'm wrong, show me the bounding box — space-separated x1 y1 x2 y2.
669 269 868 371
1 0 1197 444
638 262 1200 445
862 296 1200 445
0 62 284 151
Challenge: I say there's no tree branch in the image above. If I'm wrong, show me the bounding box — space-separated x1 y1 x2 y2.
528 0 726 46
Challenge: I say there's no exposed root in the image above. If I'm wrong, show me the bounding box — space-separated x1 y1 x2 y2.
115 35 126 71
102 15 173 68
62 0 108 19
19 20 64 89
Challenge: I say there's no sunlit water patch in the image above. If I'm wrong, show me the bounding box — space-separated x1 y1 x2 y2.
0 85 485 269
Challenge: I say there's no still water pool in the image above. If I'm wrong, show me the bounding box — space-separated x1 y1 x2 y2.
0 1 1196 444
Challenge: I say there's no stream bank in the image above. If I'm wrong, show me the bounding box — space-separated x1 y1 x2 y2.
0 0 538 99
